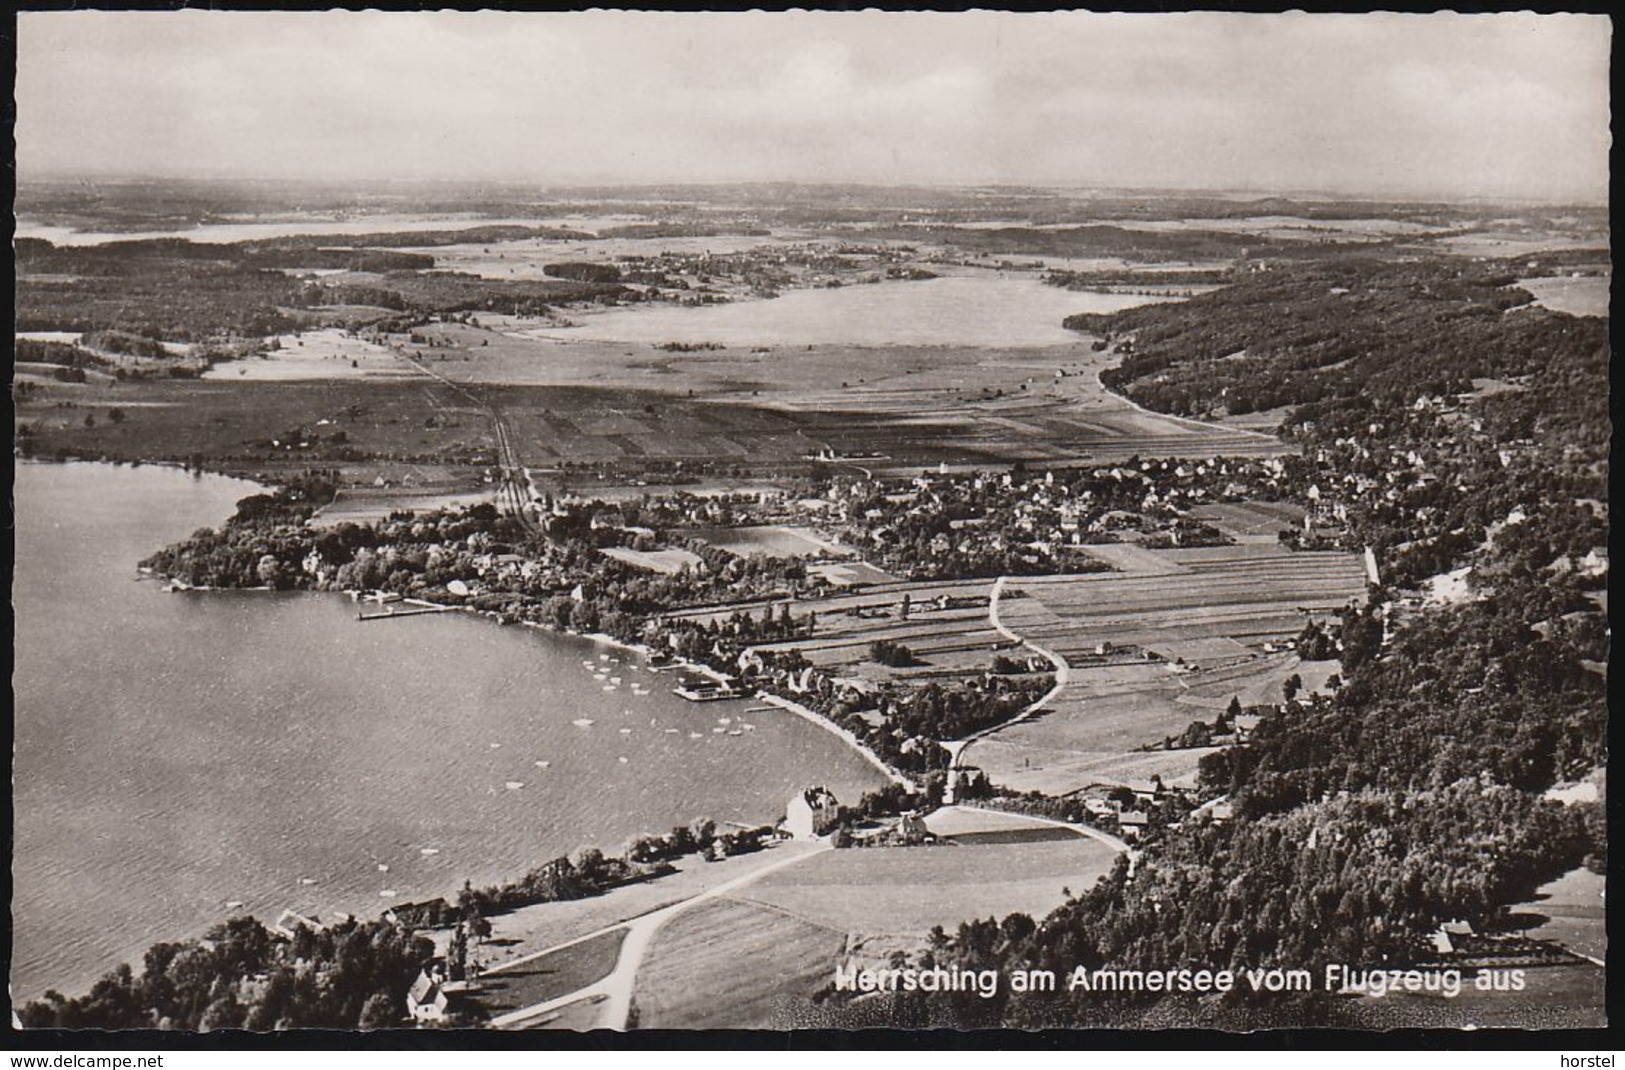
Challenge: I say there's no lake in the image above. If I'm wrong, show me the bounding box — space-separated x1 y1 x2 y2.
528 275 1165 348
11 461 886 1001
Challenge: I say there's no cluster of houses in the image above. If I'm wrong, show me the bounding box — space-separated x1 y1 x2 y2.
810 458 1307 573
1072 774 1212 843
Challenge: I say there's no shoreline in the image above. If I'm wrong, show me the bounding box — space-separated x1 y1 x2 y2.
21 460 903 1006
753 692 918 792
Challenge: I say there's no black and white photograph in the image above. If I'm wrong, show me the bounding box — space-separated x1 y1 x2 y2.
9 9 1610 1039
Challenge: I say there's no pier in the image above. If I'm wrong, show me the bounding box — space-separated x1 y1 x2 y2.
356 604 457 622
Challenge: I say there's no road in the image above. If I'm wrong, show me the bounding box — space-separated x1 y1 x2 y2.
486 841 830 1030
944 575 1072 798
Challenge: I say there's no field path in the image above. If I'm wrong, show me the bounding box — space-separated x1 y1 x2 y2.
1084 364 1286 450
945 576 1071 796
487 841 831 1030
942 803 1137 863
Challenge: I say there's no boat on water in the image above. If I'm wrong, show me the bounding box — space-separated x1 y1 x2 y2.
619 727 632 734
298 877 317 885
617 756 629 764
380 889 397 897
572 718 594 727
506 781 524 790
728 729 743 736
420 848 440 856
535 760 550 768
226 900 245 909
378 863 390 873
673 683 746 702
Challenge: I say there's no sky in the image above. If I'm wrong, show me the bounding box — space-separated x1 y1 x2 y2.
14 10 1613 203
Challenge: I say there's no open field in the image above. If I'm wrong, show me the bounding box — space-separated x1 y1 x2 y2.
629 807 1120 1028
16 377 498 480
1506 866 1606 964
685 525 854 559
203 328 421 381
962 540 1366 793
477 927 627 1016
741 827 1119 933
668 578 1007 681
1517 275 1610 318
381 317 1286 463
473 841 827 974
600 546 706 575
631 897 845 1029
311 486 498 527
21 297 1287 496
1187 499 1307 542
1001 543 1368 660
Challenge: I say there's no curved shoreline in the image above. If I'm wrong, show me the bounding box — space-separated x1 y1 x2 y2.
753 692 918 791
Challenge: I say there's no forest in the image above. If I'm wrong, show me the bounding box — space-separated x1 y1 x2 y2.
14 236 625 339
854 252 1612 1028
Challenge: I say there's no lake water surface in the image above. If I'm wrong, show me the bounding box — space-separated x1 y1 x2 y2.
12 462 885 1000
531 275 1163 348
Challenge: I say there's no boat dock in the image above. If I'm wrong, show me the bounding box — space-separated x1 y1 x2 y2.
357 605 456 622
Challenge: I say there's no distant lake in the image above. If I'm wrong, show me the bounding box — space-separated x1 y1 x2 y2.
11 462 885 1001
14 214 608 247
531 275 1167 348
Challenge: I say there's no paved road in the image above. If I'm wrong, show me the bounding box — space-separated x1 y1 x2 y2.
946 576 1072 794
487 841 830 1030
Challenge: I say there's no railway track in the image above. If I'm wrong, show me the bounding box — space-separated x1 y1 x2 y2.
397 348 538 535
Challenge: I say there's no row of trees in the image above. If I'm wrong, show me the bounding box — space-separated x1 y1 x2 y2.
17 916 433 1031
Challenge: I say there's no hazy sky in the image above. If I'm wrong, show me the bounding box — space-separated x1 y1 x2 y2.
15 11 1613 202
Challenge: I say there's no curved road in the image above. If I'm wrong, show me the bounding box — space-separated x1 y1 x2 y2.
944 575 1071 796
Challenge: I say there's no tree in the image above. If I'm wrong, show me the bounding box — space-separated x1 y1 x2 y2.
358 992 398 1030
1282 673 1303 704
447 924 468 982
256 554 284 588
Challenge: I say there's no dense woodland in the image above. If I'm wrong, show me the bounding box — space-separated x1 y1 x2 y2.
15 237 626 339
880 253 1611 1027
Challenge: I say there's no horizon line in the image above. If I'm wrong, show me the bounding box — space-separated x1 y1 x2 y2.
13 172 1609 210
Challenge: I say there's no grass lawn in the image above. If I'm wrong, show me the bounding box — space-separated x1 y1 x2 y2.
632 898 846 1029
740 832 1119 934
476 926 627 1015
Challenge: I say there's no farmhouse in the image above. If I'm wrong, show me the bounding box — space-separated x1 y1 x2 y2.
406 967 475 1024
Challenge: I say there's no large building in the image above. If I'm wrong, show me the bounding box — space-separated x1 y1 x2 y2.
785 786 841 840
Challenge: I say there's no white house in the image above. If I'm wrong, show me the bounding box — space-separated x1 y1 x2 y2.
407 970 450 1023
785 786 841 840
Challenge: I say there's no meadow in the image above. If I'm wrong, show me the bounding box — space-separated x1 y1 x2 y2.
630 807 1120 1028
